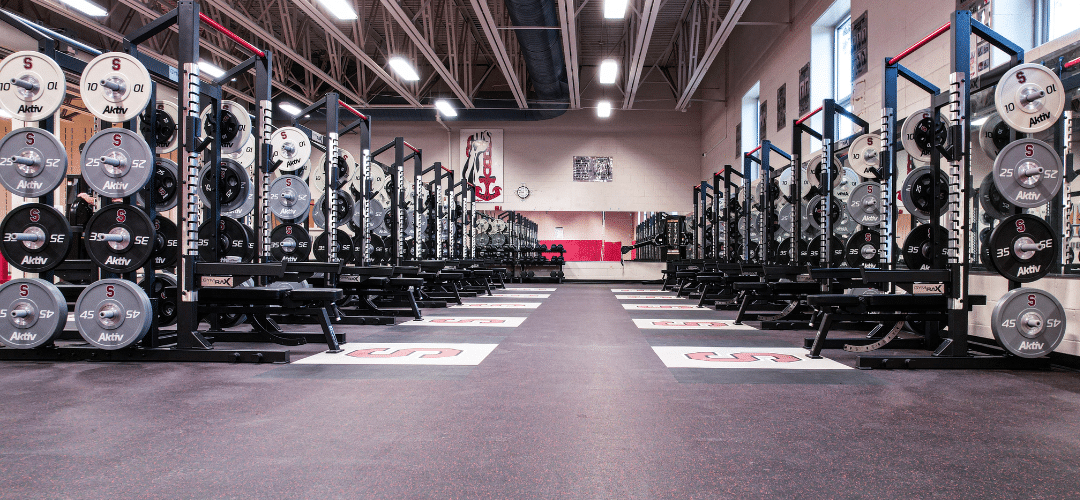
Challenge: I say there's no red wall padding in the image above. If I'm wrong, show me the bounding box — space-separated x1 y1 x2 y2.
540 240 624 262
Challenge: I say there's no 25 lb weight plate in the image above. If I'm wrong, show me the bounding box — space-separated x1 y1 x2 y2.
805 195 842 230
312 190 354 229
902 224 949 270
991 287 1066 358
901 166 949 220
79 52 152 123
74 279 153 350
270 127 311 172
84 204 155 273
140 100 179 154
81 127 154 198
0 278 67 349
269 174 311 221
0 51 64 122
0 127 67 197
994 63 1065 134
270 223 311 262
846 181 882 226
136 158 180 212
845 229 881 268
992 138 1062 208
0 203 71 273
988 214 1055 283
847 134 880 178
901 109 950 163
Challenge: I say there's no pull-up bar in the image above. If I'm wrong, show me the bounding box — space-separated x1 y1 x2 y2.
338 100 369 121
404 141 420 153
199 13 265 58
888 22 950 65
745 145 762 156
441 165 453 173
796 106 822 125
1065 56 1080 70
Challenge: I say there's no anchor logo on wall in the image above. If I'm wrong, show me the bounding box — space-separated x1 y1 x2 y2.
464 130 501 201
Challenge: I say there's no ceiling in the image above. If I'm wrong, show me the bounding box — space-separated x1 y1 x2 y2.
0 0 751 116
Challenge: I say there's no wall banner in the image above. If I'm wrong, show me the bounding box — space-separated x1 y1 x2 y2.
461 129 504 203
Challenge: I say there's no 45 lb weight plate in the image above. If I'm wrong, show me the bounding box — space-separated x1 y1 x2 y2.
991 287 1066 358
0 278 67 349
0 127 67 197
74 279 152 350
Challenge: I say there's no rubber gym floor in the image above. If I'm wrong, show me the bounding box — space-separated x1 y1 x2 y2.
1 283 1078 499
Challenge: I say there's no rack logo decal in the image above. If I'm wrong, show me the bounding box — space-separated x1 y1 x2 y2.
402 316 526 327
652 346 851 370
294 343 499 365
632 319 756 330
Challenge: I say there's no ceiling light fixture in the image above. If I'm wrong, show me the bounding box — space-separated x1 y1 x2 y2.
599 59 618 84
389 57 420 81
316 0 358 20
59 0 108 17
597 101 612 118
604 0 627 19
435 99 458 117
279 102 303 116
198 60 225 78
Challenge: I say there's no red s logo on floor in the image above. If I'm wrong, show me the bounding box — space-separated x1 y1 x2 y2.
347 348 463 359
685 352 801 363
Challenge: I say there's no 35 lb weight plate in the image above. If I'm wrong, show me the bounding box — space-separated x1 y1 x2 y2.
978 173 1015 221
84 204 154 273
199 100 251 155
152 216 179 270
313 229 354 263
81 127 154 198
994 63 1065 134
807 235 844 267
846 181 882 226
270 223 311 262
270 127 311 172
0 278 67 349
901 109 950 163
845 229 881 268
846 134 880 178
991 287 1066 358
74 279 152 350
80 52 152 123
773 237 806 265
197 217 252 263
902 223 949 270
901 166 949 220
992 138 1062 208
988 214 1055 283
0 203 71 273
0 127 67 197
269 174 310 221
0 51 64 122
140 100 179 154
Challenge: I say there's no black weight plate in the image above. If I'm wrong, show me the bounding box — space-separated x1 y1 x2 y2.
197 217 250 263
152 216 179 270
140 272 177 327
979 173 1015 221
901 166 949 220
270 223 311 262
807 235 845 267
805 195 842 230
845 229 881 268
198 159 248 213
988 214 1056 283
151 158 179 211
1 203 71 273
84 204 154 273
902 224 949 270
313 230 354 263
773 237 807 265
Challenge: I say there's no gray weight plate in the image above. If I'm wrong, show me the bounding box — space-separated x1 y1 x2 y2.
846 181 882 226
901 108 951 163
0 127 67 197
979 173 1015 220
777 203 794 234
846 134 880 178
991 287 1066 358
270 127 311 172
198 159 250 214
199 100 251 155
269 175 311 221
994 63 1065 134
226 133 256 169
79 52 152 123
0 278 67 349
992 138 1063 208
81 127 154 198
74 279 153 350
312 190 354 229
835 206 858 236
0 203 71 273
0 51 65 122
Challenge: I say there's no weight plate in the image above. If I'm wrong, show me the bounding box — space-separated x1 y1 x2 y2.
270 127 311 172
991 287 1066 358
807 235 845 267
902 223 949 270
846 181 882 226
901 108 950 163
845 229 881 268
804 195 842 230
0 127 67 197
312 190 354 229
978 112 1010 160
199 100 251 155
74 279 152 350
313 229 354 262
846 134 881 178
152 216 179 270
269 174 311 221
198 159 250 214
369 164 392 207
804 151 841 189
0 278 67 349
834 167 861 200
270 223 311 262
312 148 356 196
979 173 1015 221
141 272 177 327
226 133 256 169
0 51 64 121
197 217 251 263
84 204 154 273
835 207 859 236
79 52 152 123
141 100 179 154
992 138 1063 208
240 223 257 264
994 63 1065 134
82 127 154 198
773 237 806 265
139 158 179 212
0 203 71 273
988 214 1055 283
901 166 949 220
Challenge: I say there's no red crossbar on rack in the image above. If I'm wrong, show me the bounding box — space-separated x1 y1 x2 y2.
795 106 823 125
199 13 266 58
888 22 950 65
338 100 369 121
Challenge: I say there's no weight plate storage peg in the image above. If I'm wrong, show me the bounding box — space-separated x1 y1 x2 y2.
846 182 882 226
0 127 67 197
988 214 1056 283
270 223 311 262
269 175 311 221
141 100 179 154
199 159 250 214
199 100 251 156
270 127 311 172
79 52 152 123
74 279 153 350
0 51 65 121
845 229 881 268
901 166 949 220
0 203 71 273
312 190 355 229
847 134 880 178
978 112 1010 160
991 287 1066 358
0 278 67 349
84 204 154 273
197 217 253 263
994 63 1065 134
314 229 354 263
81 127 154 198
901 108 951 163
152 216 179 270
902 223 949 270
978 173 1015 221
992 138 1063 208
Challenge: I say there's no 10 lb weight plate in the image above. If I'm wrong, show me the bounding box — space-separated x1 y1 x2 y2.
270 223 311 262
270 127 311 172
81 127 154 198
199 100 251 155
991 287 1066 358
804 151 842 190
0 203 70 272
901 166 949 220
0 51 65 122
313 190 354 229
994 63 1065 134
901 108 950 163
846 134 880 178
992 138 1062 208
0 278 67 349
79 52 152 123
269 175 311 221
0 127 67 197
311 148 357 196
84 204 154 273
74 279 152 350
978 112 1010 160
988 214 1055 283
226 133 256 168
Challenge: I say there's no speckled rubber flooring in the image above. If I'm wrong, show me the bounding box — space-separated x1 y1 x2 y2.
1 283 1079 499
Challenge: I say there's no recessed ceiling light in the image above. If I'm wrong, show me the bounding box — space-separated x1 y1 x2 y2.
279 103 303 116
389 57 420 81
599 59 618 84
59 0 107 17
316 0 358 20
198 60 225 78
597 101 612 118
604 0 627 19
435 99 458 117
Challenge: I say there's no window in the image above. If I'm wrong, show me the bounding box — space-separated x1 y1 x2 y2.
741 82 760 179
834 15 853 138
809 0 851 149
1042 0 1080 43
